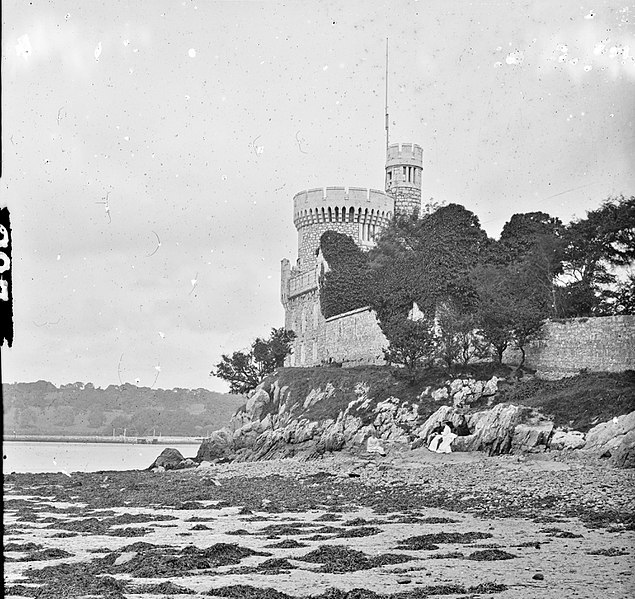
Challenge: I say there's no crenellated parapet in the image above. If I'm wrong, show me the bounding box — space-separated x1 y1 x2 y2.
293 187 394 229
385 143 423 168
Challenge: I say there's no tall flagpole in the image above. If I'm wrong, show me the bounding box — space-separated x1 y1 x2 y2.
385 38 389 156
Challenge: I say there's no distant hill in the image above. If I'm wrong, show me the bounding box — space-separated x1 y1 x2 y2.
2 381 246 438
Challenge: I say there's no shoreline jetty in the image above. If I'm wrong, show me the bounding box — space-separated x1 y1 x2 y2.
3 434 201 445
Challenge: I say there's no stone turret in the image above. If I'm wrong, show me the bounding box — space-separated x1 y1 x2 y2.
385 143 423 217
292 186 393 271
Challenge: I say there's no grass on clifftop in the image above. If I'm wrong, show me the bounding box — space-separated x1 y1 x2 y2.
492 370 635 432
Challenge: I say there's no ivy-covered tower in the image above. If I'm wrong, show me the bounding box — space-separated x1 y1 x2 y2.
280 141 424 367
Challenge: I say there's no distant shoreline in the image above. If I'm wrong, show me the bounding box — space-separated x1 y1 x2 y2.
2 434 203 445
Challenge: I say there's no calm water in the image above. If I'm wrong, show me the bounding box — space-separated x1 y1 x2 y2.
2 441 200 474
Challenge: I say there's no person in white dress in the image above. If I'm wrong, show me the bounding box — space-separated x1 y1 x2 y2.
428 422 457 453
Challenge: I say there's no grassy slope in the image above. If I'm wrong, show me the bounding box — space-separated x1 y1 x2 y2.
263 366 635 433
492 371 635 432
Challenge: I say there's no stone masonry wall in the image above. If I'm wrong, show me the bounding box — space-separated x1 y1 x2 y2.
504 315 635 377
391 186 421 217
297 222 359 271
322 306 387 366
284 289 325 367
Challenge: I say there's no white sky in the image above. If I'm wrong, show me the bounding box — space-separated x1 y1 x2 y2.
2 0 634 392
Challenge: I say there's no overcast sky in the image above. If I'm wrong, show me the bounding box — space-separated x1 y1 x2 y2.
2 0 634 392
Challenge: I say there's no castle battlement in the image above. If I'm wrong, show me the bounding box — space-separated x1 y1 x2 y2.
385 143 423 168
293 187 394 228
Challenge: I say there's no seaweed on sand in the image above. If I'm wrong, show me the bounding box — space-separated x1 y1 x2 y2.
20 562 129 598
107 526 152 537
106 543 272 578
208 585 293 599
4 541 43 551
587 547 629 556
257 522 318 536
133 580 196 594
205 582 508 599
297 545 414 573
396 531 493 550
465 549 517 561
336 526 382 538
264 538 308 549
15 548 73 561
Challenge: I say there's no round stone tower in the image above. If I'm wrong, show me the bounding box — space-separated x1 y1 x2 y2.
292 186 394 271
385 143 423 217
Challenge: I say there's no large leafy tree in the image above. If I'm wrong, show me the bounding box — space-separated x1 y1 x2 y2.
369 204 488 321
380 315 437 379
211 328 296 395
559 195 635 316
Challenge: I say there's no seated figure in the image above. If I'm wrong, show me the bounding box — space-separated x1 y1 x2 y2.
428 422 457 453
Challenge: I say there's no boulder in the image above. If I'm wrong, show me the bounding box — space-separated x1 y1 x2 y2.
367 436 386 455
147 448 185 471
611 431 635 468
549 429 586 451
511 419 553 453
431 387 449 402
453 404 521 455
584 411 635 456
196 428 234 462
245 387 271 421
316 430 345 453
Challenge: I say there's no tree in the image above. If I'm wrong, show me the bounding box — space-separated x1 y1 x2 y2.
368 203 488 325
436 302 489 367
380 315 437 379
559 196 635 316
212 328 296 394
473 259 551 367
472 264 516 363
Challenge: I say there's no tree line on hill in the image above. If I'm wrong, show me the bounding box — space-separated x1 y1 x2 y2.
212 195 634 391
3 381 245 437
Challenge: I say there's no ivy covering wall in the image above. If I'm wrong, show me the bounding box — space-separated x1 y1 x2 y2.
318 231 371 319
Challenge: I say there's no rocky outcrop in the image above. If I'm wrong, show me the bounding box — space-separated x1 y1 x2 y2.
549 429 586 451
583 411 635 468
194 373 634 466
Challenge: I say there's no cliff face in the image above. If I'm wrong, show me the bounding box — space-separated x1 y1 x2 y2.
196 367 635 467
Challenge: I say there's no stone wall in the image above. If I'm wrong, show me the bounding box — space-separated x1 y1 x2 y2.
504 315 635 377
284 289 324 367
322 306 387 366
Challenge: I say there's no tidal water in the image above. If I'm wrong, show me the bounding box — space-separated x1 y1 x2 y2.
2 441 200 474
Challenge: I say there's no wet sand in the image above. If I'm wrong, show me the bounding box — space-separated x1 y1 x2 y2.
3 448 634 598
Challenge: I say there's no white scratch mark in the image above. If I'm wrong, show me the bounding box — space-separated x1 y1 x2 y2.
505 50 524 65
147 231 162 257
15 34 32 59
94 41 102 61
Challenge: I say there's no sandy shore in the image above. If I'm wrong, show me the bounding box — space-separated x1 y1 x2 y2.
3 448 634 598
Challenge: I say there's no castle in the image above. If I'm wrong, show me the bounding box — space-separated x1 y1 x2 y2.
280 143 423 367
